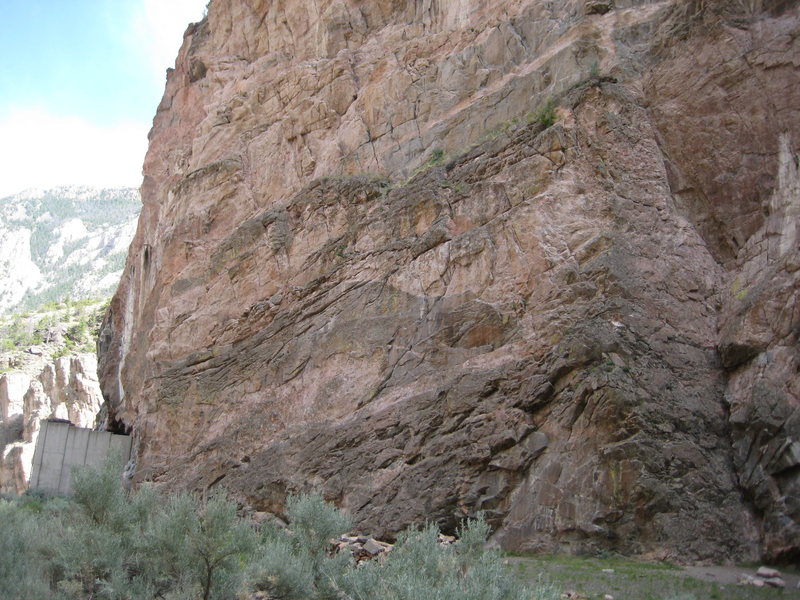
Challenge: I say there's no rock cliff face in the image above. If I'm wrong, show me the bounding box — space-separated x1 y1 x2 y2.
0 355 102 493
99 0 800 561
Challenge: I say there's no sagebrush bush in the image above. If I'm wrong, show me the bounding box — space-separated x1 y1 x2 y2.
0 458 542 600
341 517 534 600
0 500 52 599
242 492 353 599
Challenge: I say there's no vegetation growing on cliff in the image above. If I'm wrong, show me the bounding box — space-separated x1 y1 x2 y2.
533 99 557 129
0 297 107 363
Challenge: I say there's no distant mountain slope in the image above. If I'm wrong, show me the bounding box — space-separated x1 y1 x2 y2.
0 186 140 314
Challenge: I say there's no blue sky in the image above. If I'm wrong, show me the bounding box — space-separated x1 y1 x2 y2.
0 0 207 197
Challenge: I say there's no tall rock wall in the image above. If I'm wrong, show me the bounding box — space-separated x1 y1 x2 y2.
99 0 800 561
0 355 103 494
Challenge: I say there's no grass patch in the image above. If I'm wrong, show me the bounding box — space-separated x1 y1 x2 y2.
508 554 793 600
409 147 449 179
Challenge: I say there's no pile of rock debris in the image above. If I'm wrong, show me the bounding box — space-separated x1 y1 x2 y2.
333 533 456 563
738 566 788 589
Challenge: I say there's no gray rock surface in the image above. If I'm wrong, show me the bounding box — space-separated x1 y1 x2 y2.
0 355 103 493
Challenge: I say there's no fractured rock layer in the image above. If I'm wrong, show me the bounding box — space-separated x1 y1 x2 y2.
99 0 800 561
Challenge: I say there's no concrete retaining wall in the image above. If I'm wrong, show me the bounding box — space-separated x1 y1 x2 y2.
29 420 132 495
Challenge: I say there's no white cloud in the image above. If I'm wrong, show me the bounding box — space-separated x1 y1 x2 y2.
0 1 208 197
0 108 149 197
132 0 209 87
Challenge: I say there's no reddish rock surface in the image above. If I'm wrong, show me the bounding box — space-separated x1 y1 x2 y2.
99 0 800 561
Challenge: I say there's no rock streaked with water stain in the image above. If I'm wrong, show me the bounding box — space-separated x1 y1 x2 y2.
99 0 800 561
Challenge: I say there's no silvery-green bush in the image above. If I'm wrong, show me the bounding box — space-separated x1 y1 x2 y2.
0 497 53 599
0 459 546 600
340 517 539 600
241 492 352 600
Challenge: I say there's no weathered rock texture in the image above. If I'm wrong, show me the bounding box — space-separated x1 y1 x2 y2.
99 0 800 561
0 355 103 493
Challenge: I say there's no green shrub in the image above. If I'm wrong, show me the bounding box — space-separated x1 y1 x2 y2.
69 461 255 600
534 99 557 128
410 147 449 179
70 453 129 528
0 456 255 600
0 459 540 600
51 345 72 359
182 492 257 600
286 492 352 553
429 148 445 164
66 320 89 344
341 517 532 600
0 500 52 599
242 493 352 599
0 315 35 349
246 534 314 598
